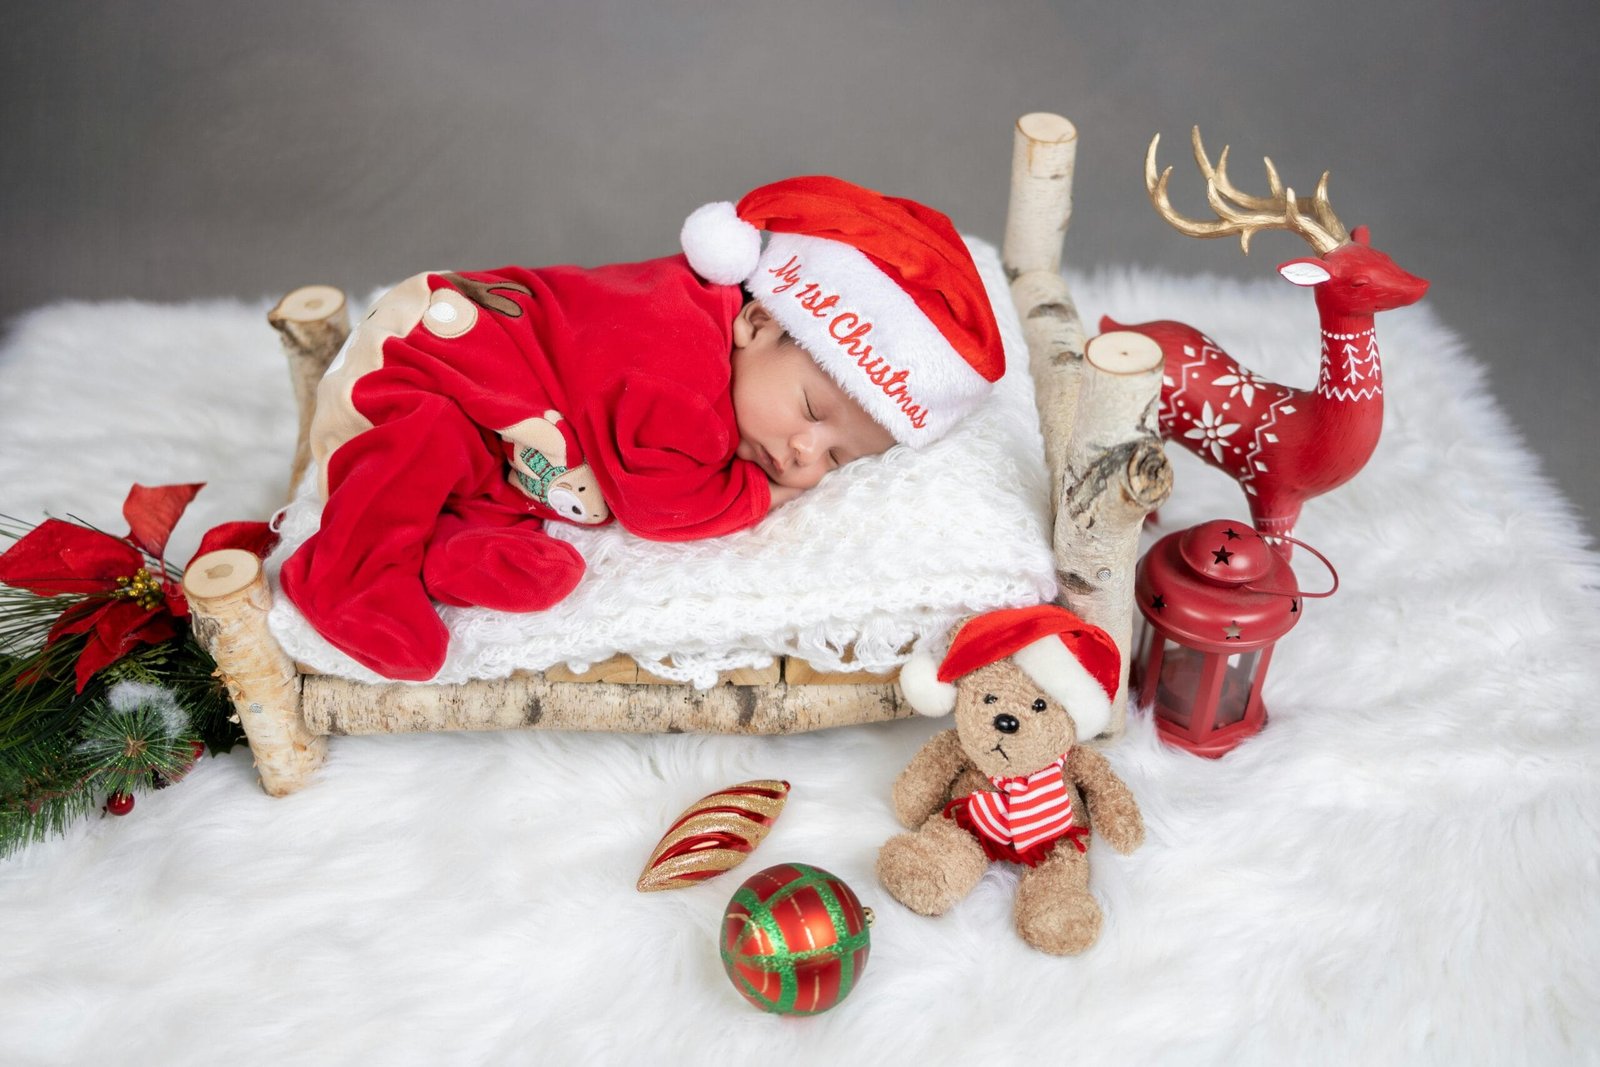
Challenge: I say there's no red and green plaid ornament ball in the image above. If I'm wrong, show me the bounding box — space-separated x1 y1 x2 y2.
719 862 872 1015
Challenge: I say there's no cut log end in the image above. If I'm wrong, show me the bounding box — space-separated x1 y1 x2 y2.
1127 439 1175 509
183 549 263 602
269 284 347 327
1086 331 1164 375
1017 112 1077 145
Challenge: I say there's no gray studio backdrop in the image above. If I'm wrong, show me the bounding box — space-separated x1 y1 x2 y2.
4 0 1597 536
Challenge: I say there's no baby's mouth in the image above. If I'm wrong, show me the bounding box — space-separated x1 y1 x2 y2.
740 439 776 481
755 443 781 481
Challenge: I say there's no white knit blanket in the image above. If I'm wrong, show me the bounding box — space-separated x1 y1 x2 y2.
263 240 1058 686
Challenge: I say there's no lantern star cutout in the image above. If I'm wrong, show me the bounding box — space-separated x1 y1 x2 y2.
1213 546 1235 565
1151 594 1166 612
1224 622 1243 640
1222 527 1241 540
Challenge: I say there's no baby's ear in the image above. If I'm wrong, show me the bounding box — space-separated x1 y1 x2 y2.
731 301 761 348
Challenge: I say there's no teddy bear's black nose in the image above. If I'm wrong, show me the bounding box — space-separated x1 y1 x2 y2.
993 714 1020 734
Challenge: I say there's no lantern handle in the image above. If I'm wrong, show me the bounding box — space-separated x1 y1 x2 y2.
1245 534 1339 599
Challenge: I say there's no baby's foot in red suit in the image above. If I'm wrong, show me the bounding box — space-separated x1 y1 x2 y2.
280 537 449 681
422 516 586 612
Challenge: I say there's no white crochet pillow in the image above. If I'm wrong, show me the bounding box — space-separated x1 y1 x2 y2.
265 238 1058 686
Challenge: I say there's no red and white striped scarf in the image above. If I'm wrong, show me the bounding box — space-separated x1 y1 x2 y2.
963 753 1076 854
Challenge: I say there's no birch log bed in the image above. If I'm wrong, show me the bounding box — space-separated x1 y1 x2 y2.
181 112 1173 796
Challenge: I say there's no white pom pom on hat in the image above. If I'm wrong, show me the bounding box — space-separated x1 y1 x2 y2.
679 201 762 286
897 645 957 717
896 605 1121 740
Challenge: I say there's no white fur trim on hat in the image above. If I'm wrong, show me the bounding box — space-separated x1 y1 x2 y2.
1012 635 1114 740
680 201 762 286
746 233 991 447
897 647 957 717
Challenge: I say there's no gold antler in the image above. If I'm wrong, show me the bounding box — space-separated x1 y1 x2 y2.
1145 127 1348 255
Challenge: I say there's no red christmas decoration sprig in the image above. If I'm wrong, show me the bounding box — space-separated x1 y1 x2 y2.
0 483 273 691
0 482 275 858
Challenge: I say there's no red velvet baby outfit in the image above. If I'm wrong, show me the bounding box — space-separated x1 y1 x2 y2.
280 255 770 680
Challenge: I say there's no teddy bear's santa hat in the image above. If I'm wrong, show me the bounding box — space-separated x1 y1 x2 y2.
679 175 1004 448
898 605 1121 740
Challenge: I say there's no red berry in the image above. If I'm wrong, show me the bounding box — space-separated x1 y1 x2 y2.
190 740 206 761
105 792 135 816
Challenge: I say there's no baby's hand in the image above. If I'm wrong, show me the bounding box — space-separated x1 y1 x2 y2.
768 481 806 509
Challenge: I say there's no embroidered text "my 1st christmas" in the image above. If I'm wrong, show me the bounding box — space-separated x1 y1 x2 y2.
765 256 928 429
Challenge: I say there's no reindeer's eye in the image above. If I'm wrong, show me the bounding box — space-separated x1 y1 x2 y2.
983 694 998 704
1032 698 1047 712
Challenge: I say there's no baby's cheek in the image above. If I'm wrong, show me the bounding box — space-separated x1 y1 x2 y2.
782 466 827 491
767 482 806 508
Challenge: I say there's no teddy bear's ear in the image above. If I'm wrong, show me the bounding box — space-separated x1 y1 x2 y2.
897 646 957 717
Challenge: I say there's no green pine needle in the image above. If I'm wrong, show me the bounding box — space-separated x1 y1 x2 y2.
75 696 196 794
0 731 98 858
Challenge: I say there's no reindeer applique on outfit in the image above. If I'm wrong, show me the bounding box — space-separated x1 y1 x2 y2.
1104 129 1430 546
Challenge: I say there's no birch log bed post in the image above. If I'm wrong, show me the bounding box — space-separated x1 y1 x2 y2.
268 284 349 497
182 111 1144 796
183 549 327 795
1003 113 1172 733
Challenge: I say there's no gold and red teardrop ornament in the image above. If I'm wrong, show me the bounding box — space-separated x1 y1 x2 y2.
635 779 790 892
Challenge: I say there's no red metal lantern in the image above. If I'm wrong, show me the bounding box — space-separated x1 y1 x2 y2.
1132 519 1337 757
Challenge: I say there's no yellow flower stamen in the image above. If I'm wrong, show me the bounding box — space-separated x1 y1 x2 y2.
112 568 164 610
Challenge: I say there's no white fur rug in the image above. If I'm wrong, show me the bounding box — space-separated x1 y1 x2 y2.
2 270 1597 1065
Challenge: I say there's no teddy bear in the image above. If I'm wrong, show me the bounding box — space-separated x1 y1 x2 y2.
877 604 1144 955
503 409 610 526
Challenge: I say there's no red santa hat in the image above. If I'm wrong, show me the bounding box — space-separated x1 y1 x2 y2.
897 605 1121 740
679 175 1004 448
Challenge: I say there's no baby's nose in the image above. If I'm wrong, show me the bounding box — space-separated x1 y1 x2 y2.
790 429 823 465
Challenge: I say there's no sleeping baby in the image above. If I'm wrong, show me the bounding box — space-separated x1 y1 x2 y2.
281 175 1005 680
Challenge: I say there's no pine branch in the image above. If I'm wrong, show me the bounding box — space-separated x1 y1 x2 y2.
0 688 203 858
0 732 97 859
105 637 242 755
75 697 196 792
0 641 91 756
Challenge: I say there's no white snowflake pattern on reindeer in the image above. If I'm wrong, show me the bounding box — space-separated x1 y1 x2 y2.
1182 402 1241 462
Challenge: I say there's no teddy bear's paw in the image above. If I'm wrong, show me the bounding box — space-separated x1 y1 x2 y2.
1101 817 1145 856
1015 888 1103 956
876 828 987 917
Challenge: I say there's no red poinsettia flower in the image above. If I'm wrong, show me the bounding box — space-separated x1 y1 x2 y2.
0 483 278 692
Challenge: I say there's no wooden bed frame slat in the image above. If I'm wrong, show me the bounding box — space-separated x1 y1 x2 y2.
545 655 784 686
185 112 1172 796
301 673 907 737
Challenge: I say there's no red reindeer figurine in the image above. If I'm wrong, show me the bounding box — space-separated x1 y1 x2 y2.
1103 129 1429 546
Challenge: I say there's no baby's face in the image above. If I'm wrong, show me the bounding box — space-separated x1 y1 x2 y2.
730 302 896 490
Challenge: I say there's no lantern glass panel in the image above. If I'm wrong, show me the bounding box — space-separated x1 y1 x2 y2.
1155 641 1208 729
1215 650 1261 728
1132 619 1154 690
